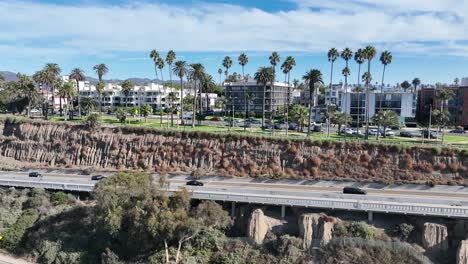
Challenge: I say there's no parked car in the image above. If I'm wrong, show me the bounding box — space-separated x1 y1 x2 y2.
247 119 261 124
29 172 41 177
274 122 287 130
450 129 466 134
182 112 193 120
313 125 322 132
421 130 438 139
210 117 223 121
399 131 413 138
385 130 396 137
186 180 204 186
367 129 379 136
91 175 106 181
288 122 298 131
343 187 367 195
204 110 214 116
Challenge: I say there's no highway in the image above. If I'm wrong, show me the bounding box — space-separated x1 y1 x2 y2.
0 171 467 218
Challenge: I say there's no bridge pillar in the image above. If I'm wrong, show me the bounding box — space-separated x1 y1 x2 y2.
368 211 373 223
231 202 236 217
281 205 286 219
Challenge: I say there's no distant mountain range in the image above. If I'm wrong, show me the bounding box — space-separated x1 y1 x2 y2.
1 71 171 86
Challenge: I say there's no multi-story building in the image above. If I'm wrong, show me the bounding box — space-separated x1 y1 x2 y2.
339 88 417 126
223 80 291 116
417 86 468 129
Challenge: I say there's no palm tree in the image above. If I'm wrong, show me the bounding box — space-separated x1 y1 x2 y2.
341 48 353 112
69 68 86 117
401 81 411 92
217 68 223 85
363 46 377 140
281 56 296 136
378 51 392 111
80 97 97 115
303 69 323 136
238 53 248 80
150 50 160 82
326 48 339 138
354 49 365 87
61 81 76 120
290 104 308 132
222 56 233 81
121 80 134 109
189 63 205 127
15 73 38 117
412 78 421 93
156 57 165 127
167 92 178 127
172 61 188 127
166 50 176 86
39 63 61 116
254 67 275 130
293 79 299 89
269 52 280 79
244 91 254 132
96 81 105 113
93 64 108 82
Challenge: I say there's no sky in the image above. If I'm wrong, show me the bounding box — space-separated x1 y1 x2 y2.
1 0 468 85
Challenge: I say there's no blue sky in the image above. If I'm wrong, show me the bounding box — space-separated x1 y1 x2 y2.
1 0 468 85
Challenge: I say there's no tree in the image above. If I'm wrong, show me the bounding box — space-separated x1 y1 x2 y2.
332 112 352 135
93 64 108 82
189 63 206 127
244 91 254 132
281 56 296 136
217 68 223 85
363 46 377 140
96 81 105 113
115 108 127 123
60 81 76 120
120 80 134 109
254 66 275 130
454 77 460 86
238 53 248 80
69 68 86 117
167 92 178 127
303 69 323 136
341 48 353 113
269 52 280 81
173 61 188 127
435 87 454 111
85 113 101 128
194 201 232 230
376 50 393 140
166 50 176 87
354 49 365 132
289 104 308 132
149 50 160 82
156 57 166 127
432 109 450 144
401 80 411 92
141 104 153 123
222 56 233 82
14 73 38 117
34 63 61 117
326 48 339 137
412 78 421 93
80 96 97 115
373 110 399 138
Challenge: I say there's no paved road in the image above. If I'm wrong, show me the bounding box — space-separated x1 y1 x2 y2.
3 171 468 205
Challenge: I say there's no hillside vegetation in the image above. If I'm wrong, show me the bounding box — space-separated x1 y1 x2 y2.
0 118 466 185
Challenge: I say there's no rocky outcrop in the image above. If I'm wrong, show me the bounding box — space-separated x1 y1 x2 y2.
247 209 269 244
422 223 448 252
0 120 466 184
299 213 338 249
458 239 468 264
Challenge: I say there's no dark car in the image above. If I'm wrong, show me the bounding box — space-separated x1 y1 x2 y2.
399 131 413 138
343 187 367 195
288 122 298 131
29 172 41 177
91 175 106 181
186 180 204 186
204 110 215 116
274 122 287 130
313 125 322 132
450 129 466 134
421 130 438 139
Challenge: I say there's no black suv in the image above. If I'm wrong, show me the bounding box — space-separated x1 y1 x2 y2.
29 172 41 177
343 187 367 195
91 175 106 181
186 180 204 186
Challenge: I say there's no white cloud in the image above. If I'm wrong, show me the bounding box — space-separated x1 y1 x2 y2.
1 0 468 57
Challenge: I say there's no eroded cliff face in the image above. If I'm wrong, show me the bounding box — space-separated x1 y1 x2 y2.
458 239 468 264
422 222 448 252
0 120 467 184
299 213 339 249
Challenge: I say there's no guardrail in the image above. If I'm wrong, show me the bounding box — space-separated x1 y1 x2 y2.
1 179 466 218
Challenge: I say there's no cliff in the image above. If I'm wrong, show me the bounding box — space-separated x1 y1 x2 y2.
0 119 467 185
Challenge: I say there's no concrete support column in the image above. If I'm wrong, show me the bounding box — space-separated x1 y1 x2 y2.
368 211 373 223
231 202 236 217
281 205 286 219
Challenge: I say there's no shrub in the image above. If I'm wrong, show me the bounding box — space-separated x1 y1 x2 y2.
85 113 101 128
115 108 127 123
347 221 377 240
0 208 39 252
392 223 414 241
51 192 68 205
